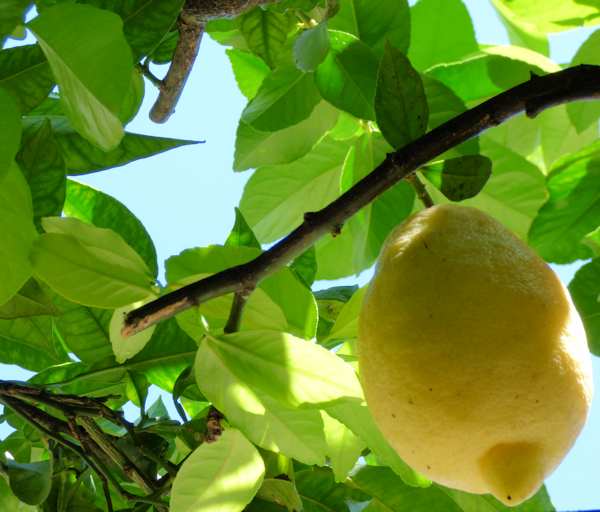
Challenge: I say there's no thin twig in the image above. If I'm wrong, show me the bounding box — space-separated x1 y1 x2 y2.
138 59 163 88
407 173 434 208
124 64 600 336
224 287 254 334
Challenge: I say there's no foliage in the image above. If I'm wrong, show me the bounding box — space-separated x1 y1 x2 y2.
0 0 598 511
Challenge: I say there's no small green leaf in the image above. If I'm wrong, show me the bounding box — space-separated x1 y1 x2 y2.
295 467 368 511
240 7 290 68
241 66 321 132
196 340 329 465
0 87 21 180
408 0 478 71
294 22 330 72
205 330 363 407
0 164 37 307
375 42 428 149
325 286 366 344
170 429 265 512
65 180 159 278
31 217 154 308
225 207 261 249
423 156 492 201
328 0 410 55
234 101 338 171
1 459 52 506
0 44 54 113
0 0 29 40
315 30 379 120
569 258 600 356
529 140 600 263
290 246 317 287
29 4 133 150
227 48 271 99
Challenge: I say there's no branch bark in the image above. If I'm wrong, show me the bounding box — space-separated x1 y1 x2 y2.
125 64 600 336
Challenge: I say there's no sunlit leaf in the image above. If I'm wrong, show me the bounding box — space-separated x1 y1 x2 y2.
0 87 21 180
240 7 290 68
321 411 365 482
227 48 270 99
423 156 492 201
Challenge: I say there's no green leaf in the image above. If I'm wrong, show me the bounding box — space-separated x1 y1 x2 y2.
529 141 600 263
294 22 330 72
16 119 67 226
240 7 290 68
427 46 560 104
425 137 546 240
0 45 54 113
89 0 185 60
0 315 68 371
170 429 265 512
375 42 428 149
489 0 549 56
348 465 461 511
257 479 303 511
0 279 58 319
408 0 478 71
0 87 21 180
325 286 366 344
241 66 321 131
32 318 197 396
569 258 600 356
51 293 113 363
0 164 37 307
65 180 159 277
110 300 156 363
240 136 353 242
328 0 410 55
290 246 317 287
423 156 492 201
0 0 28 40
315 133 415 279
31 217 154 308
321 411 365 481
29 4 133 151
441 483 556 511
227 48 271 99
294 467 368 512
315 30 379 120
327 401 430 487
567 29 600 133
204 330 363 407
0 460 52 506
234 100 338 171
225 207 261 249
491 0 600 32
195 342 328 465
0 475 36 511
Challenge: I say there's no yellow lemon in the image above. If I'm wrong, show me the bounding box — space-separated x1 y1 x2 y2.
358 204 593 506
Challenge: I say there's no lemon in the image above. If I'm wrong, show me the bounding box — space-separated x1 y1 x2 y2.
358 204 593 506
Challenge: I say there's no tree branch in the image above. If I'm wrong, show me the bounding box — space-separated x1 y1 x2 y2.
125 64 600 336
149 0 273 123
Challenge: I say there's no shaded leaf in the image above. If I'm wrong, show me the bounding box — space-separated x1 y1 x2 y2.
291 246 317 287
0 44 54 112
110 300 156 363
257 479 303 511
0 87 21 180
375 42 428 149
1 460 52 506
295 467 368 512
423 155 492 201
294 22 330 72
0 279 58 319
225 207 261 249
569 258 600 355
240 7 290 68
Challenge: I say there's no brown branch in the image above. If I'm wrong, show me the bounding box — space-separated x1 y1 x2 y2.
149 0 273 123
223 285 254 333
407 173 434 208
125 64 600 336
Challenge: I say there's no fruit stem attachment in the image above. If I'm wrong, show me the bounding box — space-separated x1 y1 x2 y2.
407 173 434 208
123 64 600 337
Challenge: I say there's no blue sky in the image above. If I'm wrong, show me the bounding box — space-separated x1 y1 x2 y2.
2 2 599 510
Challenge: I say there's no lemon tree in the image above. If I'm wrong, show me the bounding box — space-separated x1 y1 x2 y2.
0 1 599 511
